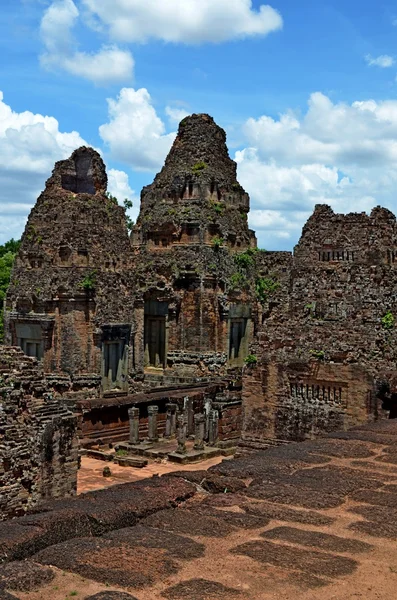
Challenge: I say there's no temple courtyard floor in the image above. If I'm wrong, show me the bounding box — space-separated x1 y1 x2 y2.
2 421 397 600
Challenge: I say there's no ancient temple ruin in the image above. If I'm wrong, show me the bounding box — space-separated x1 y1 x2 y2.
2 113 397 517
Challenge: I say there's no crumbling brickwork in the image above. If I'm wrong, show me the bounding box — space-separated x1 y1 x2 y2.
4 115 397 459
0 347 78 520
241 205 397 449
4 115 262 445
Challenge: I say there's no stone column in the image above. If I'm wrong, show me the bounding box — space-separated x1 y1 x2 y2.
148 405 159 442
193 413 205 451
177 413 187 454
208 409 219 446
184 396 194 436
204 397 212 440
165 403 177 438
128 407 140 445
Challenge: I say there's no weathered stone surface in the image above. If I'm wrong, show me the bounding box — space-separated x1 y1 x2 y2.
0 560 54 591
143 508 235 537
241 205 397 450
34 537 180 589
231 540 358 577
165 470 247 493
261 526 373 554
0 347 78 521
105 524 205 560
162 579 242 599
0 476 195 562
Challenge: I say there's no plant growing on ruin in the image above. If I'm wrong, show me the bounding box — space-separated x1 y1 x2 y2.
79 271 97 291
26 225 37 242
255 277 279 303
116 449 128 457
382 311 395 330
105 191 118 206
212 236 224 250
213 202 224 215
234 248 257 270
229 272 247 290
310 349 325 360
244 354 258 366
192 161 207 174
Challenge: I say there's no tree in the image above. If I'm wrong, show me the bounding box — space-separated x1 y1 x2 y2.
0 239 20 342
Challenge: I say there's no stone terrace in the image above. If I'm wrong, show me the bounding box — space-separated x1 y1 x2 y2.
2 420 397 599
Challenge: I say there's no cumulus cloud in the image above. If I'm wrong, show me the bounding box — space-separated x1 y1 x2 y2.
99 88 176 171
165 106 190 125
0 91 135 244
0 90 88 242
40 0 134 85
237 93 397 249
81 0 282 44
108 168 140 224
365 54 394 68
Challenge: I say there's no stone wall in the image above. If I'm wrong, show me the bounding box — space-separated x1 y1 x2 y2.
0 347 78 520
241 205 396 449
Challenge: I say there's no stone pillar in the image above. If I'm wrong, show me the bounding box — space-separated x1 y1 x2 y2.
204 397 212 440
128 407 140 445
148 405 159 442
208 409 219 446
193 413 205 451
184 396 194 436
177 413 187 454
165 403 177 438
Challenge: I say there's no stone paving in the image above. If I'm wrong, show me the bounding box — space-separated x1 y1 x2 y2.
2 420 397 599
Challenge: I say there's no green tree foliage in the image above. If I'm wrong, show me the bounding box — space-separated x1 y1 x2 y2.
0 238 20 342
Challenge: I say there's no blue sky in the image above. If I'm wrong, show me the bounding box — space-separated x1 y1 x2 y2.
3 0 397 249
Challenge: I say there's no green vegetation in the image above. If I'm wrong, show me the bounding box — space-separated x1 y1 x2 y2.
105 191 118 205
255 276 279 303
105 193 134 231
212 236 224 250
79 271 97 292
191 161 207 174
229 272 247 290
382 311 395 330
0 239 20 343
234 247 257 270
213 202 224 215
310 349 325 360
244 354 258 366
116 449 128 457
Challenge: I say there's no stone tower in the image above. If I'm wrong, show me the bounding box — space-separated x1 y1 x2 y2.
131 114 257 380
5 147 133 390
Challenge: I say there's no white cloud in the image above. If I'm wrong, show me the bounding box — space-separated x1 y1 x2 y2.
0 91 134 244
40 0 134 85
99 88 176 171
81 0 282 44
237 93 397 249
165 106 190 125
365 54 394 68
108 168 140 224
0 90 88 243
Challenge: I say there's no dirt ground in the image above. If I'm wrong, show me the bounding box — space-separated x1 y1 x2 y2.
78 455 225 494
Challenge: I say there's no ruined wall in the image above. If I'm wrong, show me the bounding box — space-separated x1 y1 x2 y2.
241 205 397 449
0 347 78 520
